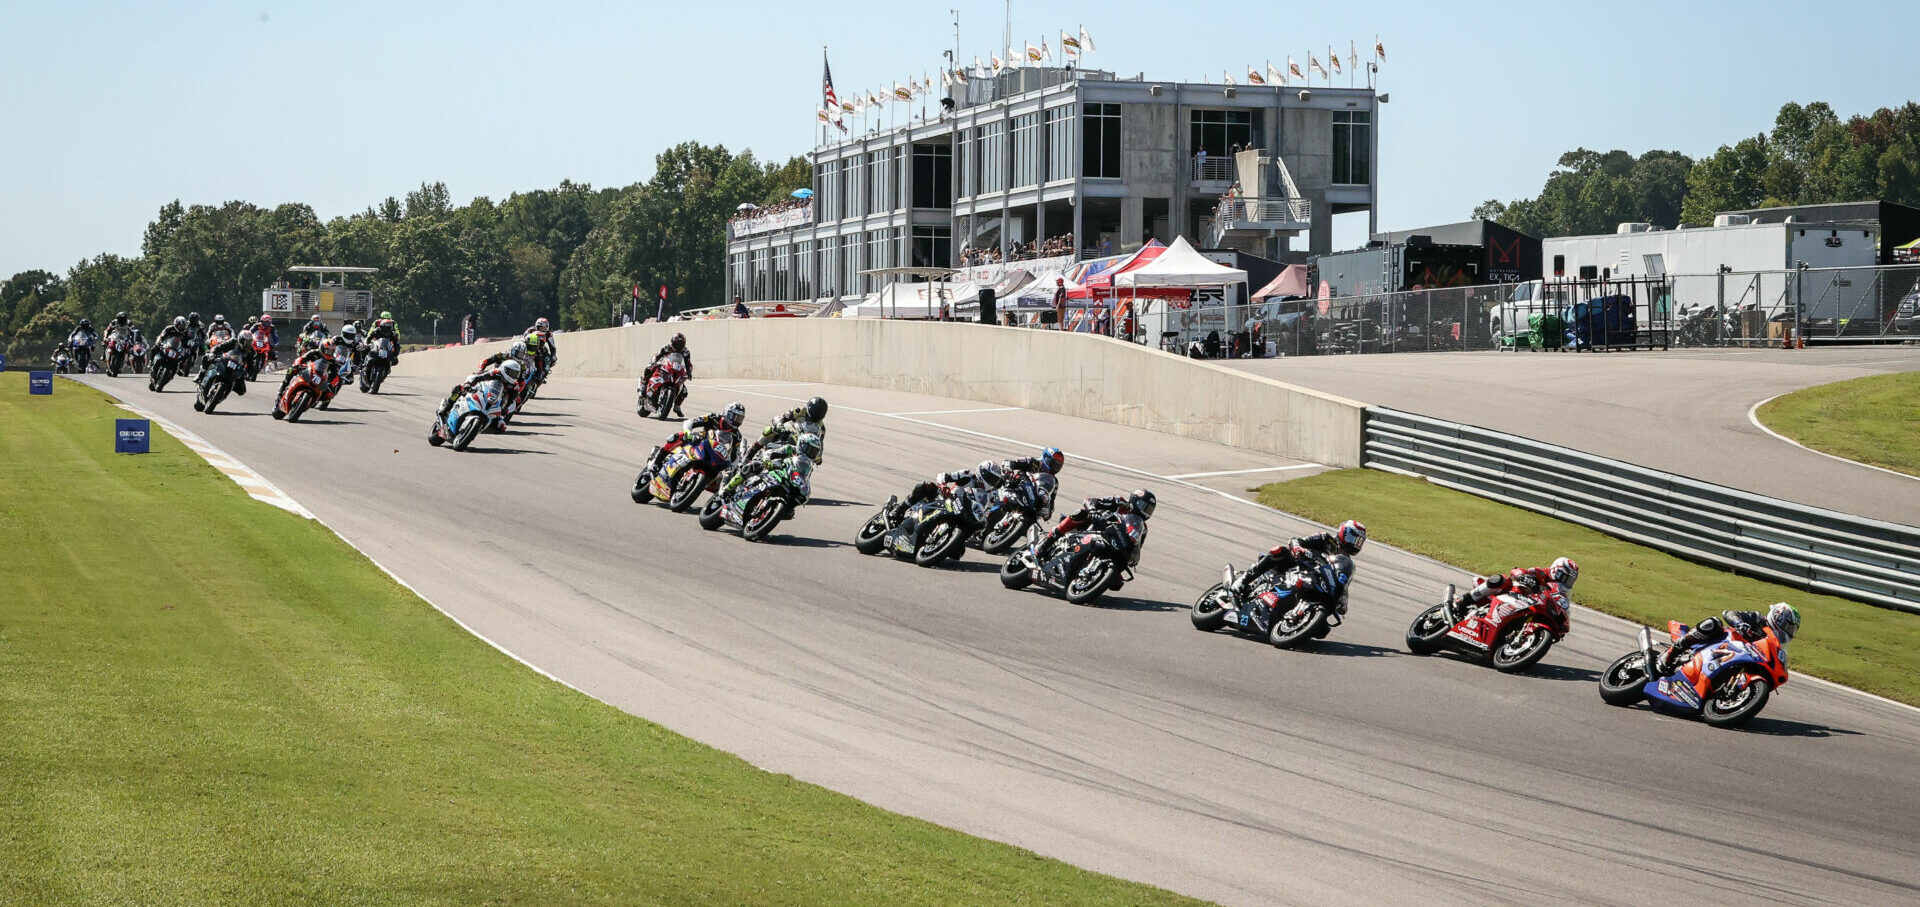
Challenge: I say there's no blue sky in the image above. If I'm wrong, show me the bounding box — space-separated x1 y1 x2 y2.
2 0 1912 278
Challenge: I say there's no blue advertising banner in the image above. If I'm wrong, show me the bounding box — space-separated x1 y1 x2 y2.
29 370 53 394
0 352 8 371
115 418 151 454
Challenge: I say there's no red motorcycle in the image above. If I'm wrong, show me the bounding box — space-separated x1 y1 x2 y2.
245 328 274 380
1405 582 1571 673
104 328 133 376
274 358 331 422
636 352 688 420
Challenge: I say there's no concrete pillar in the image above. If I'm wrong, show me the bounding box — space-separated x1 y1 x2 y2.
1121 198 1143 249
1309 189 1334 255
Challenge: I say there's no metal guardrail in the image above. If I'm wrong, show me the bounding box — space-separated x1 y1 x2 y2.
1361 407 1920 614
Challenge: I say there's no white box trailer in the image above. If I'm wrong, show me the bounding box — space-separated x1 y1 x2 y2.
1542 220 1880 323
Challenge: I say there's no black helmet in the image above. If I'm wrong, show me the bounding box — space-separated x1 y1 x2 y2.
1040 447 1065 475
188 311 200 322
79 318 92 328
115 311 129 321
805 396 828 422
670 332 687 350
1128 489 1157 518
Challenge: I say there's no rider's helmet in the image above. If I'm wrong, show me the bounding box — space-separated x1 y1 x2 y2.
244 315 257 325
1040 447 1065 475
188 311 201 323
1767 602 1801 643
1129 489 1157 518
670 332 687 351
79 318 92 329
534 317 550 332
115 311 129 322
1549 557 1580 588
339 323 359 342
722 401 747 429
499 359 524 382
173 316 187 329
379 310 392 320
307 314 322 327
1336 519 1368 555
975 460 1005 487
259 314 273 326
508 340 528 359
796 432 823 463
804 396 828 422
212 314 227 325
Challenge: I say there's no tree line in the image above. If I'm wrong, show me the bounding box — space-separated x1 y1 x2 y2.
1473 101 1920 238
2 142 808 362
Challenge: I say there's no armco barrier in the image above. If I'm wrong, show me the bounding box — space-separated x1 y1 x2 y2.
1362 407 1920 613
396 320 1366 467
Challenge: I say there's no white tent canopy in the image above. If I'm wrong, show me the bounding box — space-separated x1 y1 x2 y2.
1114 235 1246 287
844 281 945 318
1013 269 1083 307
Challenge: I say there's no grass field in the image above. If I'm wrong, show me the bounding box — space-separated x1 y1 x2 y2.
1257 468 1920 706
1756 370 1920 477
0 372 1199 906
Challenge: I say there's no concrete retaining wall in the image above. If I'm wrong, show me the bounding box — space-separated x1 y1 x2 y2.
397 321 1367 467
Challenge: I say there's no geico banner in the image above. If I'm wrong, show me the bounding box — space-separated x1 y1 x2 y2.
115 418 151 454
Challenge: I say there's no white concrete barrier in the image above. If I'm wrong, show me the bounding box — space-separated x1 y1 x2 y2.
398 321 1367 466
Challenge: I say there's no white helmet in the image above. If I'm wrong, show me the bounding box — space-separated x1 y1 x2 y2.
499 359 524 382
509 341 528 358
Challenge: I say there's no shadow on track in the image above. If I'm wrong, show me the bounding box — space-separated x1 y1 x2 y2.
463 446 555 455
1525 662 1605 684
802 497 867 508
766 535 850 550
290 419 359 426
1290 639 1402 658
1740 715 1864 739
1085 594 1183 613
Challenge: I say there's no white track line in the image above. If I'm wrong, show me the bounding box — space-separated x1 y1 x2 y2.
1748 393 1920 484
1165 464 1324 480
886 407 1023 416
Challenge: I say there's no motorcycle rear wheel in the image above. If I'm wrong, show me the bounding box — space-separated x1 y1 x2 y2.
1190 583 1230 631
1599 651 1650 706
1490 623 1554 674
1702 672 1773 728
697 496 725 531
1270 605 1329 649
1405 604 1452 655
854 513 889 554
914 518 967 566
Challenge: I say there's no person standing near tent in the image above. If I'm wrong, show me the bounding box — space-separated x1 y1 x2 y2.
1052 278 1067 329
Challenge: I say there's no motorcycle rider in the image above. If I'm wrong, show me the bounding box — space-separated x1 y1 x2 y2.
1652 602 1801 675
154 316 192 364
106 311 134 349
744 397 829 464
1451 558 1580 621
719 432 822 501
642 333 693 417
249 315 279 368
299 315 329 351
272 340 342 414
192 326 249 409
365 311 401 361
645 402 747 474
68 318 99 371
1027 489 1156 565
433 358 524 423
523 317 556 379
1231 520 1368 598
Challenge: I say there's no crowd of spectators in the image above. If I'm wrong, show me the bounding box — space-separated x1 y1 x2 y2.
958 233 1076 266
728 197 813 225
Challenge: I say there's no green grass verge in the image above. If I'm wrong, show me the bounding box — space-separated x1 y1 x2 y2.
1257 469 1920 706
1756 370 1920 477
0 372 1199 907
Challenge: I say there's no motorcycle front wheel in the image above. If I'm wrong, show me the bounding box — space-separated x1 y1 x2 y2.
1490 623 1554 674
1190 583 1230 631
451 413 483 451
854 513 889 554
668 468 708 512
1405 604 1452 655
630 472 654 503
980 511 1031 555
1269 605 1329 649
1702 671 1773 728
1064 556 1117 605
285 390 311 423
1599 651 1650 706
913 517 966 566
741 494 786 542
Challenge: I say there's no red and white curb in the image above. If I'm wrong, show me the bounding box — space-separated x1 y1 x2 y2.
110 400 315 519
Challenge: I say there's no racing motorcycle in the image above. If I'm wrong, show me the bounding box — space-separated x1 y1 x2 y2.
193 347 248 414
998 512 1147 606
148 335 188 391
52 347 77 374
1598 621 1789 728
319 343 354 407
104 328 133 376
243 329 273 381
631 430 734 511
273 358 331 423
698 456 811 541
1405 582 1570 673
68 333 95 372
129 336 149 373
427 377 508 451
359 336 396 393
974 471 1058 555
636 352 688 420
853 481 985 566
1191 555 1355 648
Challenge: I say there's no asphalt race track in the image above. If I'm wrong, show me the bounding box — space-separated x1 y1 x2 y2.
77 372 1920 906
1229 347 1920 526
